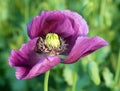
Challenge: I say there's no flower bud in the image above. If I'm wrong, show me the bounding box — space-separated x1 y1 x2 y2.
87 60 101 85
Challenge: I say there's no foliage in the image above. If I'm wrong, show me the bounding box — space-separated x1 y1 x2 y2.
0 0 120 91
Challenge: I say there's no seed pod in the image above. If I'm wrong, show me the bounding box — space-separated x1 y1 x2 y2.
102 67 114 88
45 33 60 49
87 60 101 85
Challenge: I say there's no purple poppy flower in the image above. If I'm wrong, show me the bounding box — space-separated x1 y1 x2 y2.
9 10 108 80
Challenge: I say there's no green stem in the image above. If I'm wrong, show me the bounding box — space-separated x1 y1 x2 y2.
114 50 120 84
44 70 50 91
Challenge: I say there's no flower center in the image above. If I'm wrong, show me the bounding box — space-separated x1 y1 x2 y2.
35 33 67 56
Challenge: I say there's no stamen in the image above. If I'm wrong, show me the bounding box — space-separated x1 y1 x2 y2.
36 33 67 56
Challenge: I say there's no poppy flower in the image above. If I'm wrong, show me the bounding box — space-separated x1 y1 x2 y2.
9 10 108 80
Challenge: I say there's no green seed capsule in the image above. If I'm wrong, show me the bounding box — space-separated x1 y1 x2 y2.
87 60 101 85
45 33 60 49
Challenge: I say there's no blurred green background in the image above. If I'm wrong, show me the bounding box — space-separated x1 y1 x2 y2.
0 0 120 91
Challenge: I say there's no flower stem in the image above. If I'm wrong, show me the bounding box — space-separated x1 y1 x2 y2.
114 50 120 84
44 70 50 91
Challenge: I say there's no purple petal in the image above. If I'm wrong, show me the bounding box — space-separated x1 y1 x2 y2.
27 11 67 39
27 10 88 39
16 56 60 80
9 38 39 67
9 38 60 80
61 10 89 36
62 36 108 64
51 16 75 38
27 12 47 39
